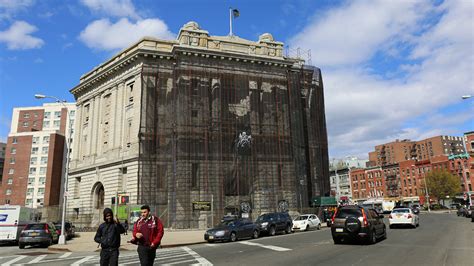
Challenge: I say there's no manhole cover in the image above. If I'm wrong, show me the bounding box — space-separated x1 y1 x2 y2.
17 252 55 256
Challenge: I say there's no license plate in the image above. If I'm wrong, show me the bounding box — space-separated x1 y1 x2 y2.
30 232 38 236
209 236 214 240
335 228 343 232
396 214 402 217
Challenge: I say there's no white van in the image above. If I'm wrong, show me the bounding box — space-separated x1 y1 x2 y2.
0 205 37 243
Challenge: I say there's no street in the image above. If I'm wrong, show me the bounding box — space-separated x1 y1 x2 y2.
0 212 472 265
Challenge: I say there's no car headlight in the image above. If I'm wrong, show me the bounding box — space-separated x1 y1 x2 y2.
261 222 268 227
215 230 225 237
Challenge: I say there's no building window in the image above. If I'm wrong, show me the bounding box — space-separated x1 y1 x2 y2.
12 137 18 144
74 177 81 198
70 110 75 117
30 157 37 165
128 82 134 103
23 113 30 118
32 147 38 154
10 157 15 164
7 178 13 185
42 147 48 154
44 112 51 119
54 111 61 118
43 136 49 144
29 167 36 175
22 121 29 127
43 121 50 128
26 199 32 205
27 188 34 194
39 177 46 184
6 189 12 195
53 120 61 127
39 167 47 175
32 137 39 144
28 178 35 184
38 188 45 194
40 157 48 164
191 163 199 189
10 147 16 154
8 168 14 174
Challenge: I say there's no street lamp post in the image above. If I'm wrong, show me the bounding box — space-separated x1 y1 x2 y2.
423 176 430 212
35 94 72 245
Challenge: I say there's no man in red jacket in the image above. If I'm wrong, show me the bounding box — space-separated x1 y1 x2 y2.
131 205 164 266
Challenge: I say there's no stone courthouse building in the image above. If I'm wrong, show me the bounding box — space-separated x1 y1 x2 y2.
68 22 329 228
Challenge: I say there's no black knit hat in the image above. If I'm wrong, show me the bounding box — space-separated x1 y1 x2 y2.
103 208 113 221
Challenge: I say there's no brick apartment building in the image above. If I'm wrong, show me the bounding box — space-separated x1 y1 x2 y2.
368 136 465 166
0 103 76 210
0 142 5 184
351 135 472 205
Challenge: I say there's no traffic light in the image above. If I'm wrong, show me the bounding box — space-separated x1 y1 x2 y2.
120 195 129 204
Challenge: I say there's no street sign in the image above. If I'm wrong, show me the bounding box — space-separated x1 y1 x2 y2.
192 201 211 211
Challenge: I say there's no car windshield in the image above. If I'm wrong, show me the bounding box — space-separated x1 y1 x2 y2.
256 214 271 222
392 209 410 213
336 209 361 218
25 224 46 230
219 220 237 226
295 215 309 221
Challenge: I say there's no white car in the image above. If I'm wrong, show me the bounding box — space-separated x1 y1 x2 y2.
389 208 419 228
292 214 321 232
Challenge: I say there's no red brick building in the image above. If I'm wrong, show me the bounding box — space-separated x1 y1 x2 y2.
0 103 75 209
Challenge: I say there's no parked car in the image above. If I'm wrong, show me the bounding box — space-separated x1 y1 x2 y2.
411 205 420 215
292 214 321 232
255 212 293 236
331 205 386 245
53 221 75 240
19 222 59 248
389 208 419 228
204 218 259 243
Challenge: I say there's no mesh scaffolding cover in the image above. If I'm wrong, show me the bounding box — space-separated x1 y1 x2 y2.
138 55 329 228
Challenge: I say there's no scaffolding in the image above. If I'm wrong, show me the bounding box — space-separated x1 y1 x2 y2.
137 53 329 229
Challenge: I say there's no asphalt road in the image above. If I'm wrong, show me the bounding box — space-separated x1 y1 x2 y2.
0 212 472 265
193 212 473 266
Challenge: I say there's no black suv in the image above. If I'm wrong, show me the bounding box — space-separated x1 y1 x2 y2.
255 212 292 236
331 205 386 244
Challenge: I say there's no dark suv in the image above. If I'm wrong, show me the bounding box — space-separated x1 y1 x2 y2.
331 205 386 244
255 212 292 236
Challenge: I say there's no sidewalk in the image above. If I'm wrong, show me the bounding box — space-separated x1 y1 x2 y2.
48 229 207 252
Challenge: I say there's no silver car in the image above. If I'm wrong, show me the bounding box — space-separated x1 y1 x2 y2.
19 222 59 249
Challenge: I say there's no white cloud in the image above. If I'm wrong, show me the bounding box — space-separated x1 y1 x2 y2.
0 20 44 50
79 18 174 51
80 0 140 19
289 0 474 158
0 0 34 19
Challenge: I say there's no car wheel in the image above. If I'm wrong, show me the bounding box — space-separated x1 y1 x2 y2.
317 223 321 230
269 226 276 236
389 224 394 229
252 230 259 239
285 224 292 234
19 243 25 249
230 232 237 242
369 230 377 245
333 237 342 244
382 226 387 240
207 240 214 243
305 225 310 231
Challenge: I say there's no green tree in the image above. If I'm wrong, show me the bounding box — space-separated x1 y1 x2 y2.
425 170 462 203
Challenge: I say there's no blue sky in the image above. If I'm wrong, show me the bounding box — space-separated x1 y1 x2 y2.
0 0 472 159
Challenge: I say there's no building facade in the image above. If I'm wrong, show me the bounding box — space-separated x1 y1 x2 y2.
0 103 76 212
68 21 330 228
329 167 352 203
0 142 5 185
369 136 465 166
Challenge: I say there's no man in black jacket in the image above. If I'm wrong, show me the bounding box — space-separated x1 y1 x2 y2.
94 208 125 266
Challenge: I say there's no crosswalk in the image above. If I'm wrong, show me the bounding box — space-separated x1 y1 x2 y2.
0 247 213 265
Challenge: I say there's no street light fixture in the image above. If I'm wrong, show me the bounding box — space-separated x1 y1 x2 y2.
35 93 72 245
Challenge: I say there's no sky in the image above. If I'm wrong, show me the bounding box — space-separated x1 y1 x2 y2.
0 0 473 159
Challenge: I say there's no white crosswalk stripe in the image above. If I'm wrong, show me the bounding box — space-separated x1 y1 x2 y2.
3 255 27 265
239 241 292 251
29 254 47 263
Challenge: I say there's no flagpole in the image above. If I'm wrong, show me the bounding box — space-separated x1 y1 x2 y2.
229 8 233 36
